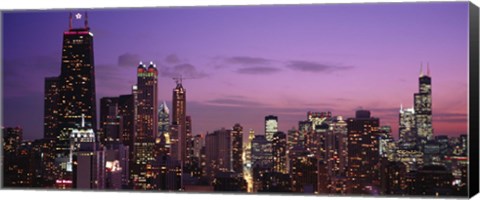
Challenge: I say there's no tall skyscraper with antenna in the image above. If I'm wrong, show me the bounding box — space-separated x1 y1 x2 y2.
171 78 187 166
414 63 433 144
44 12 97 182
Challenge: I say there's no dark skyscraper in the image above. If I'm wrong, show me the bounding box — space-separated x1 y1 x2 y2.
231 123 244 174
414 64 433 143
346 110 381 194
100 97 121 144
43 13 97 183
44 77 60 139
118 94 135 147
171 79 186 165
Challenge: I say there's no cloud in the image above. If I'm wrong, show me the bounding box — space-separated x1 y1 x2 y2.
236 66 281 75
118 53 141 67
206 98 265 107
165 54 181 64
286 61 354 73
226 56 273 65
159 63 208 79
433 113 467 123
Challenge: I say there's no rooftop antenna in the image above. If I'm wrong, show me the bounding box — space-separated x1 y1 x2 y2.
84 11 89 29
69 12 73 30
419 62 424 77
427 62 430 76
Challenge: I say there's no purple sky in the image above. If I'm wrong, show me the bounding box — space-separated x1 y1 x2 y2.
3 2 469 141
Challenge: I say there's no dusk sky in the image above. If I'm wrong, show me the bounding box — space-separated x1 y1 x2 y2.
2 2 469 141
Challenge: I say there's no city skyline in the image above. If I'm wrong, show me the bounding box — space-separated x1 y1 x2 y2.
3 2 469 141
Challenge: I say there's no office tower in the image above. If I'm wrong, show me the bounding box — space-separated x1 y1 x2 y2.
251 135 273 192
192 134 204 159
99 97 121 144
205 129 232 182
264 115 278 141
231 123 244 174
414 165 453 196
395 149 424 172
70 115 104 189
289 147 318 193
185 116 195 171
378 126 396 161
399 105 416 149
325 116 348 177
104 143 130 190
31 138 57 188
380 159 407 195
414 64 433 144
272 131 287 174
3 127 24 187
131 61 158 190
56 12 97 156
245 129 255 168
346 110 381 194
423 140 441 165
157 101 171 156
171 79 186 165
118 94 134 147
44 77 60 139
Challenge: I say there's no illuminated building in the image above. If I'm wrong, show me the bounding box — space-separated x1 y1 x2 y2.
205 128 232 182
212 172 247 192
55 13 97 171
131 61 158 190
272 131 287 174
444 156 468 196
325 116 348 178
346 110 381 194
251 135 273 192
414 165 453 196
2 127 25 187
118 94 134 147
423 141 441 165
70 115 105 189
399 106 416 149
264 115 278 141
104 143 129 189
44 77 60 139
380 159 407 195
256 172 291 193
171 78 187 165
231 123 244 174
99 97 121 144
289 147 318 193
157 101 171 157
378 126 396 161
414 64 433 144
395 149 424 172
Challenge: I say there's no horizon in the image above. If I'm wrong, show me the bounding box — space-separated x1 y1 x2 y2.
2 2 469 141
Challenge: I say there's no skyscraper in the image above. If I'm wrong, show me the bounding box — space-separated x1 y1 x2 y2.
44 77 60 139
131 61 158 189
399 105 416 149
171 79 186 165
265 115 278 141
100 97 121 144
272 131 287 174
346 110 381 194
414 64 433 143
205 128 232 182
44 12 97 183
231 123 244 174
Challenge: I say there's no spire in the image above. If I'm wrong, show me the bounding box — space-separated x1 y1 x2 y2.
427 62 430 76
84 12 89 29
400 103 403 111
419 62 424 77
69 12 73 30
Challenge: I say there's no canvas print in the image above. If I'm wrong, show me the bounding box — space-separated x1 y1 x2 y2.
1 2 478 197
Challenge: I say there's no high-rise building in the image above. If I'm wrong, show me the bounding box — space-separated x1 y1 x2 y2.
44 77 60 139
264 115 278 141
157 101 171 157
346 110 381 194
42 13 97 184
131 61 158 190
399 105 416 149
272 131 287 174
118 94 134 147
100 97 121 144
325 116 348 178
205 128 232 182
414 64 433 143
171 79 186 165
231 123 244 174
185 116 195 170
